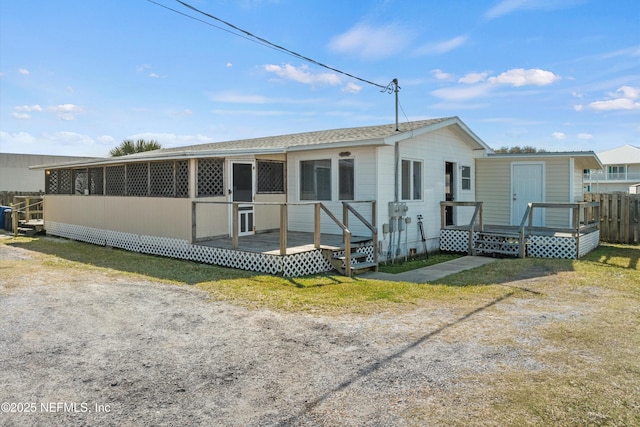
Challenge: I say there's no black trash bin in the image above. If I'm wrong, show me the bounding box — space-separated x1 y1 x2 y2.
3 208 12 232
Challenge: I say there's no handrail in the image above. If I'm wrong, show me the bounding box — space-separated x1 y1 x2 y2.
343 201 378 271
316 203 352 276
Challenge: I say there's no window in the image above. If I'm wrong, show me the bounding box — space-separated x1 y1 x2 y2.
300 159 331 200
401 160 422 200
257 160 285 193
608 165 626 180
339 159 354 200
461 166 471 190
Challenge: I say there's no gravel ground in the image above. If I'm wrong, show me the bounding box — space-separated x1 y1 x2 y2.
0 243 572 426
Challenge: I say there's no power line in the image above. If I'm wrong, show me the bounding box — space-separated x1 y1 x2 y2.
146 0 391 90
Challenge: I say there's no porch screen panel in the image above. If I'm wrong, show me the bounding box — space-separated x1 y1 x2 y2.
413 161 422 199
150 161 174 197
257 160 285 193
300 159 331 201
58 169 73 195
127 163 149 196
106 165 126 196
89 167 104 195
197 159 224 197
73 169 88 195
45 170 58 194
175 160 189 198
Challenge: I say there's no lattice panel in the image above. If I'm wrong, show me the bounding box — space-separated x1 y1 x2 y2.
189 245 283 275
46 170 58 194
150 161 174 197
257 161 285 193
89 168 104 195
197 159 224 197
527 235 576 259
140 235 191 259
104 230 141 252
176 160 189 198
127 163 149 196
578 230 600 258
282 251 333 276
106 165 126 196
439 229 469 253
58 169 73 194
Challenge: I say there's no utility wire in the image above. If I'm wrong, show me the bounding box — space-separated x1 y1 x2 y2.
147 0 391 91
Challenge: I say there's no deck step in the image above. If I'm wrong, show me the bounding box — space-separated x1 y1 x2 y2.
473 231 525 258
333 252 368 262
320 247 378 277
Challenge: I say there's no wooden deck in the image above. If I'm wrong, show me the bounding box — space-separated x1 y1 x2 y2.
195 231 372 255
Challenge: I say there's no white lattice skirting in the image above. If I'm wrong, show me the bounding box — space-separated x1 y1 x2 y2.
439 228 599 259
45 222 335 277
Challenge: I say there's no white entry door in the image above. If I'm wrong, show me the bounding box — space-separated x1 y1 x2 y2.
511 163 544 226
231 162 254 236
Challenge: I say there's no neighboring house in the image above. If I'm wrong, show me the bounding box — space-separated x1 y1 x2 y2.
584 144 640 193
34 117 602 276
0 153 99 206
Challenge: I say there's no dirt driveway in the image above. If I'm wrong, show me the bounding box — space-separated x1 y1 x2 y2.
0 243 585 426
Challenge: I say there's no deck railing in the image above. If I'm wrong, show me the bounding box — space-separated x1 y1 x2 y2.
10 196 44 237
191 200 377 268
440 201 483 254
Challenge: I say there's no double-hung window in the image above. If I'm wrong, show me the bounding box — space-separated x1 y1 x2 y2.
461 166 471 190
401 159 422 200
300 159 331 200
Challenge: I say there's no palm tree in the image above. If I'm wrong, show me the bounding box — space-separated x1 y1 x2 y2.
110 139 162 157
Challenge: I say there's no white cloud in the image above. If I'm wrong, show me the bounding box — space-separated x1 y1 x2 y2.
11 113 31 120
47 104 84 120
415 35 467 55
484 0 583 20
329 23 411 60
149 73 160 78
459 72 489 84
552 132 566 140
15 104 43 112
578 133 593 140
488 68 560 86
226 62 233 68
341 82 362 94
589 85 640 111
18 68 30 75
264 64 341 86
432 67 560 101
431 83 494 101
432 69 454 81
573 104 584 111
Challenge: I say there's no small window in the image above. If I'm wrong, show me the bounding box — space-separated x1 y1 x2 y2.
461 166 471 190
339 159 354 200
401 159 422 200
300 159 331 200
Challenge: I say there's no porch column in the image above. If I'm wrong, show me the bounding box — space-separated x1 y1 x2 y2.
280 204 288 256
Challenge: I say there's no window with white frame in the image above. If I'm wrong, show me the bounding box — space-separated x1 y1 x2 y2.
461 166 471 190
401 159 422 200
338 158 354 200
300 159 331 200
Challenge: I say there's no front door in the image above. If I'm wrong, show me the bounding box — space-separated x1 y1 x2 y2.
232 162 254 236
445 162 455 226
512 163 544 226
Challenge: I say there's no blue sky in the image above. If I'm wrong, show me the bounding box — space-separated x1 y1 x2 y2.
1 0 638 157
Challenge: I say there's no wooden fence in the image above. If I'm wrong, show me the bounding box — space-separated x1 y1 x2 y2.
0 191 43 207
585 193 640 244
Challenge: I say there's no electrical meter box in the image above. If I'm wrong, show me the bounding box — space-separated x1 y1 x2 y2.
388 201 408 217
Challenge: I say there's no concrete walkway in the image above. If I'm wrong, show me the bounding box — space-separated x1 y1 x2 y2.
362 256 498 283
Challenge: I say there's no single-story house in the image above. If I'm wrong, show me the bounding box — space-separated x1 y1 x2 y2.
34 116 603 276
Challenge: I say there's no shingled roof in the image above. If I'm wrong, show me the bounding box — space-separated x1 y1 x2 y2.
33 116 487 168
